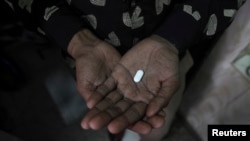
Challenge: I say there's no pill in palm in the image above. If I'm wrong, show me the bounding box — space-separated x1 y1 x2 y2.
133 69 144 83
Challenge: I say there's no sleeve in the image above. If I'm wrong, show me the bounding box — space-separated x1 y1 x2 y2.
154 0 246 57
4 0 89 51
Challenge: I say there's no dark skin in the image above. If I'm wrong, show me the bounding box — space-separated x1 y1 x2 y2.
68 29 180 134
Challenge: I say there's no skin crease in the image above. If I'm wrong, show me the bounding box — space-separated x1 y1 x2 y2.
67 29 121 102
76 31 180 134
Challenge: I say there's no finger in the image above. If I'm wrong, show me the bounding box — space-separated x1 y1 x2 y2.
108 102 147 134
146 114 165 129
82 90 123 130
146 80 179 117
129 110 165 134
158 110 166 116
89 98 133 130
128 121 152 135
86 76 116 108
94 90 123 111
146 95 170 117
81 108 100 129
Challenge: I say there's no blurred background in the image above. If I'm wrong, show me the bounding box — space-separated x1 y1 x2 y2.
0 0 250 141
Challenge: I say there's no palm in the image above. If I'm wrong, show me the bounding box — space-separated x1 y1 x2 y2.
75 41 120 102
117 36 179 106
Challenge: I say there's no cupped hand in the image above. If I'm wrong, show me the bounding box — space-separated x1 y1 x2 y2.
82 35 180 134
67 29 121 106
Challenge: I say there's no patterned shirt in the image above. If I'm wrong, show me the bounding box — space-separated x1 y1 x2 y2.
4 0 246 56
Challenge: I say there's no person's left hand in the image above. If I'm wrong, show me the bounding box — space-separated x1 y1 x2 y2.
82 35 180 134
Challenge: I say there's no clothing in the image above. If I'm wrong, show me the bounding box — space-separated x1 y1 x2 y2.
5 0 244 56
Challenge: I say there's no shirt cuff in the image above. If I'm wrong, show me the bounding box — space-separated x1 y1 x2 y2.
39 5 89 51
154 4 205 58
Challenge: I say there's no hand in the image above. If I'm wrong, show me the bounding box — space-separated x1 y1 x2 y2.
68 29 121 106
82 35 180 134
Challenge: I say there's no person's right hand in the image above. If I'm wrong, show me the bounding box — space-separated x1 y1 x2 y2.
67 29 121 106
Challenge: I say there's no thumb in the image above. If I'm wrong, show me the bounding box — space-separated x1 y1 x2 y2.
146 79 179 117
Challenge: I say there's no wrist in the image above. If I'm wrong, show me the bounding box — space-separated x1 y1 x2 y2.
150 35 179 55
67 28 101 59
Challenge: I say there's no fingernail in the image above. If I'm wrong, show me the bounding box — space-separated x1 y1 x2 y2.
81 121 88 129
146 110 155 117
86 100 96 109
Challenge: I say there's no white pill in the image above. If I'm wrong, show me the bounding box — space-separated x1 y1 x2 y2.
133 69 144 83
